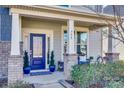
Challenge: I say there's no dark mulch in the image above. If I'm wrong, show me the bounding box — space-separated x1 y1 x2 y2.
65 80 103 88
89 83 103 88
65 80 80 88
0 77 34 88
29 84 35 88
0 77 7 88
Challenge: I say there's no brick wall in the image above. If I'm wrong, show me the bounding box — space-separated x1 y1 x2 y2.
0 41 11 77
8 55 23 84
64 54 78 79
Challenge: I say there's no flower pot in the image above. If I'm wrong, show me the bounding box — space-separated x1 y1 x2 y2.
49 65 56 72
23 67 31 74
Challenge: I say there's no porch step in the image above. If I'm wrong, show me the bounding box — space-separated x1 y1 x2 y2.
59 80 74 88
30 69 49 73
30 71 52 76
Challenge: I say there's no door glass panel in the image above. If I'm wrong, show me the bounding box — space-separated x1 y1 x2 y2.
33 36 42 57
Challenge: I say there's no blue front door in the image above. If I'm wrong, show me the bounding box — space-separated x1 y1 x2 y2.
30 33 46 70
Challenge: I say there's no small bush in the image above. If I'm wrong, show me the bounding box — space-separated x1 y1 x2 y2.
105 80 124 88
23 51 29 68
9 81 34 88
71 61 124 88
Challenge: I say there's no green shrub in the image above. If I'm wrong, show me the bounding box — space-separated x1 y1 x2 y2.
50 51 55 66
71 61 124 88
23 51 29 68
105 80 124 88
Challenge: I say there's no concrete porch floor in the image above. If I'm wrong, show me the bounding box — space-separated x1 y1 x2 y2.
23 71 66 88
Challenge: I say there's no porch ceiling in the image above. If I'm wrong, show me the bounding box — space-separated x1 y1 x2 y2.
22 16 104 28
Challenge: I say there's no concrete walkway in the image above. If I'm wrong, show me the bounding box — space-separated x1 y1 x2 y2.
23 71 66 88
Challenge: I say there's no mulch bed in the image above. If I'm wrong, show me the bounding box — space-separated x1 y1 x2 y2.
65 80 103 88
89 83 103 88
0 77 7 88
65 80 80 88
0 77 34 88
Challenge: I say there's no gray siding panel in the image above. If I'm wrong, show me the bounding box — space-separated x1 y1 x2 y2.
0 7 9 15
1 15 12 41
0 7 12 41
0 15 1 40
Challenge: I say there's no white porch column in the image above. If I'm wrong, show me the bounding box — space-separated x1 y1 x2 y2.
8 13 23 85
67 19 75 54
11 13 20 55
64 19 77 79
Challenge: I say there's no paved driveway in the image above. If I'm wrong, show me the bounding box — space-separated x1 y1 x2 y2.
23 71 66 88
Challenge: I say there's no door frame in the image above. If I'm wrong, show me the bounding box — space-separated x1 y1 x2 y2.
22 28 54 70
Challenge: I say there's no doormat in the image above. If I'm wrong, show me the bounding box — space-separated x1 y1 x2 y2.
30 71 52 76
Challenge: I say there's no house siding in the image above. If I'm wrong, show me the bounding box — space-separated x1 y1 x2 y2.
0 7 12 41
0 7 11 77
88 29 102 61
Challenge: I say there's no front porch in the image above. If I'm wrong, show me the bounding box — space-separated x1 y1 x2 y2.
8 5 115 84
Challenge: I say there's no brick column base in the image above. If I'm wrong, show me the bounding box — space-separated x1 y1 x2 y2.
64 54 78 80
8 55 23 85
105 53 120 62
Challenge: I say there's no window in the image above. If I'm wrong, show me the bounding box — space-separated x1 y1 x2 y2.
63 31 87 56
77 32 87 56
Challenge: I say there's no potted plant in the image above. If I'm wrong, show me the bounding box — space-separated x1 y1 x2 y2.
49 51 56 72
23 51 30 74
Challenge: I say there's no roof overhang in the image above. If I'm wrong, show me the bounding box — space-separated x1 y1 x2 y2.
3 5 115 27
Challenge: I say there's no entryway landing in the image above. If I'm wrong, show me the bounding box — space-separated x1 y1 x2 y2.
23 71 66 88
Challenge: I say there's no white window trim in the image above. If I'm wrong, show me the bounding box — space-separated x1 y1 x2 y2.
61 26 89 61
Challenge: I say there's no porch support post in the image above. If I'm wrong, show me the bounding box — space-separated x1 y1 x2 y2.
11 13 20 56
108 26 113 53
8 13 23 85
67 19 75 54
105 26 119 62
64 19 77 79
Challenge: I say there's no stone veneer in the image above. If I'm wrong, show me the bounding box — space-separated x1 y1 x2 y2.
0 41 24 84
8 55 23 84
64 54 78 80
0 41 11 77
